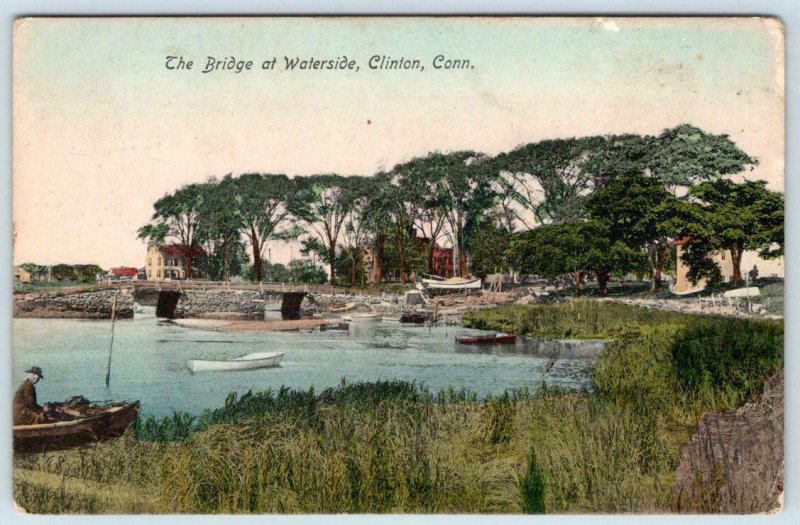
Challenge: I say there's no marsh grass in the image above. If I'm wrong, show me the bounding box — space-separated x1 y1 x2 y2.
15 302 782 514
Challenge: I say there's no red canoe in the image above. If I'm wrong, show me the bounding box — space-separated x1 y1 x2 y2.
456 333 517 345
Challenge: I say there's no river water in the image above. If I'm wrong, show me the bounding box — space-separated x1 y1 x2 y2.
12 307 605 418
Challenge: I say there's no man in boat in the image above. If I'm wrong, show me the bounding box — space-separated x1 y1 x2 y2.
13 366 50 425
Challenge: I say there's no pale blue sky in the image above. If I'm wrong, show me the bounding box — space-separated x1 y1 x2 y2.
12 17 784 268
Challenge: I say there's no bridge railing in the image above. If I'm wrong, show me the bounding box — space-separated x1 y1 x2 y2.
100 279 355 295
18 279 395 296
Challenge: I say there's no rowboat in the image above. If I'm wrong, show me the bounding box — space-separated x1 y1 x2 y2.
13 402 139 454
349 312 383 322
456 333 517 345
400 312 429 324
382 316 402 323
421 277 482 292
189 351 284 372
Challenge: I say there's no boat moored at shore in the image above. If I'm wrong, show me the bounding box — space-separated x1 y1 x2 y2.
13 402 140 454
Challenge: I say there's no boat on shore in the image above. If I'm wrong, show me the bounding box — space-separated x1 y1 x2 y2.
13 401 140 454
189 351 285 372
421 277 482 292
456 333 517 345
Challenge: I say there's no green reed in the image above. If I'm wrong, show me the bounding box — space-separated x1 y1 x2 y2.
14 303 782 514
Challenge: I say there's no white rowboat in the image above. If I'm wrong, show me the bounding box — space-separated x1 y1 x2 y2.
189 351 285 373
421 277 482 291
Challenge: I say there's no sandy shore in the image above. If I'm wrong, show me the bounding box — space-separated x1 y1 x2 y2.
217 318 339 332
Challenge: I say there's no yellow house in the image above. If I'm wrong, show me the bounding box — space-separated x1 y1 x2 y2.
671 239 784 294
13 266 31 283
145 244 206 281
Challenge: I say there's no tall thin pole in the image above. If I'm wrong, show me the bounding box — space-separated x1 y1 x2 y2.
105 292 118 387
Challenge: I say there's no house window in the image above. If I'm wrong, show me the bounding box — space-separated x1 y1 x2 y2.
721 252 725 260
147 270 151 278
157 269 161 278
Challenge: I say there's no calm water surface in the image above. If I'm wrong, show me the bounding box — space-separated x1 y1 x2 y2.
13 307 605 418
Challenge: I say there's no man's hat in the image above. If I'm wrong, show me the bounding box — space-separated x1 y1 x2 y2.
25 366 43 379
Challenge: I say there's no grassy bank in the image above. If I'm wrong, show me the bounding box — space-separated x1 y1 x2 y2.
14 302 782 513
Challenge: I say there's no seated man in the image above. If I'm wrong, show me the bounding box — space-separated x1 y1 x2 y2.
13 366 49 425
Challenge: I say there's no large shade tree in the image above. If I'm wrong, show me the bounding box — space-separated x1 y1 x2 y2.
587 173 679 290
389 156 450 278
493 136 606 225
586 125 757 290
293 174 360 283
647 124 758 189
196 177 242 281
137 183 207 279
509 220 640 297
403 151 498 277
360 172 400 283
685 179 784 285
222 173 297 283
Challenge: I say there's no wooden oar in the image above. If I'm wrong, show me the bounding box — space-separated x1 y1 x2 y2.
105 291 118 387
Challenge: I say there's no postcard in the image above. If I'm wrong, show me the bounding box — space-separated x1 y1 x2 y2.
10 17 784 514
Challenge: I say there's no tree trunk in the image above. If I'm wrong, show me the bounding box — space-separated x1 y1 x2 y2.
400 247 407 284
328 240 337 286
573 270 582 297
350 249 357 285
397 225 408 284
653 243 666 291
251 227 262 282
372 233 385 283
457 227 468 277
185 251 193 280
427 245 435 275
731 246 744 285
597 270 610 296
222 236 229 281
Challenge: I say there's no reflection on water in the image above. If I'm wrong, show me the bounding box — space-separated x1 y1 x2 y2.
12 307 606 418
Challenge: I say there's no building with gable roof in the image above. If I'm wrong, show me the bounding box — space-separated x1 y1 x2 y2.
145 244 207 281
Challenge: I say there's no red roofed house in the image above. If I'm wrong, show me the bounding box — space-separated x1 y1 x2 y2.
111 267 139 280
145 243 206 281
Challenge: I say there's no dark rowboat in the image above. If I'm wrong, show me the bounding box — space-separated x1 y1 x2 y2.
400 313 429 324
13 402 140 454
456 333 517 345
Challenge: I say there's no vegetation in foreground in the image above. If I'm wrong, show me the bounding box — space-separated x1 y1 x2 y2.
14 302 782 514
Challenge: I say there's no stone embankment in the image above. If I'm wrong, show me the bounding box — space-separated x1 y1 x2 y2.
505 284 778 319
13 288 134 319
670 373 784 513
600 297 777 319
172 289 284 319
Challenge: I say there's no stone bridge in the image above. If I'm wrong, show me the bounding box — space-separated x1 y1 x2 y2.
13 281 343 320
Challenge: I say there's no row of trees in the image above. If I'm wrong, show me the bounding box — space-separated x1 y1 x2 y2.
139 124 784 291
18 263 105 283
508 175 783 296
